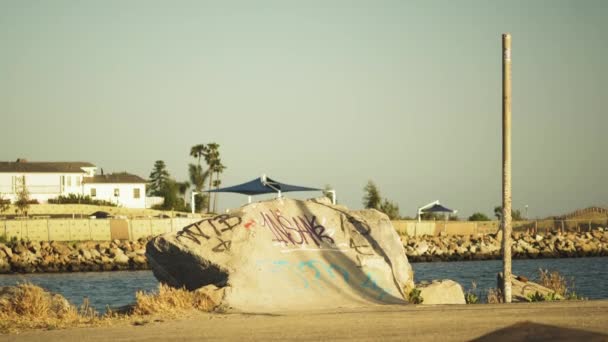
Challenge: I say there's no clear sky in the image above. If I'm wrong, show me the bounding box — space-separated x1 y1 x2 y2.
1 0 606 218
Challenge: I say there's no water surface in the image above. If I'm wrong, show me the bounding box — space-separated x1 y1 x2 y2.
0 257 606 309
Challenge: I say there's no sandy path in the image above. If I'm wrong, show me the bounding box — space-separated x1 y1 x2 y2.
2 301 608 341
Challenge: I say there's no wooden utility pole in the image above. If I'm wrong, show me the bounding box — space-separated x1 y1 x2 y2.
502 33 513 303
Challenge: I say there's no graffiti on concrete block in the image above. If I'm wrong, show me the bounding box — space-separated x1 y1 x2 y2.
260 211 335 247
177 215 241 252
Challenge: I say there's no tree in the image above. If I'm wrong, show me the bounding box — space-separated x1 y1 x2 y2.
469 212 491 221
148 160 170 196
363 180 382 210
14 176 30 216
363 180 400 219
379 199 400 220
190 144 208 166
204 143 220 212
0 193 10 214
211 158 226 213
156 180 187 211
188 163 208 212
494 206 523 221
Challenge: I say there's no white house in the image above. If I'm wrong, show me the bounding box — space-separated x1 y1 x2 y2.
0 159 147 208
83 173 146 208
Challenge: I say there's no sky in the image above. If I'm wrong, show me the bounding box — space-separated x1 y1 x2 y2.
1 0 606 218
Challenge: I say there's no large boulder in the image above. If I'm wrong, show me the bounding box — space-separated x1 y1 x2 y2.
418 279 466 304
147 198 414 312
497 273 562 302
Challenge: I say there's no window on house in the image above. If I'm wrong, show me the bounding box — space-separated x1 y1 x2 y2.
90 188 96 197
66 176 72 187
114 188 120 197
75 177 81 187
133 188 140 199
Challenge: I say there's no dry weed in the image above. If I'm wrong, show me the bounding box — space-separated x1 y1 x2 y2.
486 288 504 304
0 283 217 334
0 282 97 333
538 269 568 296
132 284 214 316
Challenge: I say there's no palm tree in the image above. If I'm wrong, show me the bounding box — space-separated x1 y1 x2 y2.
212 159 226 213
190 144 208 166
188 163 209 212
204 143 220 212
189 144 209 213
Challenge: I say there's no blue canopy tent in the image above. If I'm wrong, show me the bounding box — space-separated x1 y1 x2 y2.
417 200 457 222
203 174 334 206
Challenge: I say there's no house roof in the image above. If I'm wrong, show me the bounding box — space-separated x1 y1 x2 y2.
83 172 147 184
0 161 95 173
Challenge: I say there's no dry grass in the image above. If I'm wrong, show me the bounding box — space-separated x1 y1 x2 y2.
486 288 504 304
0 282 216 334
538 269 568 296
0 283 97 333
538 268 585 300
132 284 214 316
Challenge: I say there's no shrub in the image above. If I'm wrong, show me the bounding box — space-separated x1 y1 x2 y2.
468 212 490 221
48 194 117 207
465 282 480 304
406 287 424 304
538 268 586 300
526 291 546 302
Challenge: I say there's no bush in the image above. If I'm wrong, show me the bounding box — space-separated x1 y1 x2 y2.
465 282 479 304
468 212 490 221
538 268 586 300
406 288 423 304
48 194 117 207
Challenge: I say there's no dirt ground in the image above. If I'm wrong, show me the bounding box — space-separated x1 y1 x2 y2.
2 300 608 341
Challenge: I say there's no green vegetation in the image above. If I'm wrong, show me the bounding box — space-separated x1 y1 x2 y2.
406 287 423 304
148 160 170 197
494 206 523 221
189 144 210 213
362 180 400 220
538 268 586 301
14 176 33 216
148 161 188 212
468 212 490 221
465 282 480 304
526 291 546 302
0 193 9 213
48 194 117 207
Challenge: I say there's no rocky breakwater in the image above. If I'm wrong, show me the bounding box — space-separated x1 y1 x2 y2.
404 228 608 262
146 197 415 312
0 238 151 273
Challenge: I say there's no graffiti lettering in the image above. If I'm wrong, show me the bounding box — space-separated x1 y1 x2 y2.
177 214 242 252
261 211 335 247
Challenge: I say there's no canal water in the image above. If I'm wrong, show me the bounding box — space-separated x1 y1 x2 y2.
0 257 606 310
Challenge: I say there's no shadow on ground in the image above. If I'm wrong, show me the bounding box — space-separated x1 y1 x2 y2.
470 321 608 342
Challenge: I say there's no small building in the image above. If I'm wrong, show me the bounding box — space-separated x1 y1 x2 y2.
0 159 147 208
83 172 147 208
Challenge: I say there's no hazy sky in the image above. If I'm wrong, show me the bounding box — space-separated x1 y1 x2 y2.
1 0 606 218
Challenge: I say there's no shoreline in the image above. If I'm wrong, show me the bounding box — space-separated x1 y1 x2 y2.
0 230 606 274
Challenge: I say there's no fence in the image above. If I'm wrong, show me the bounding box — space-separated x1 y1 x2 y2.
0 218 201 242
392 218 608 237
2 217 607 241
